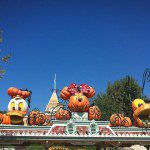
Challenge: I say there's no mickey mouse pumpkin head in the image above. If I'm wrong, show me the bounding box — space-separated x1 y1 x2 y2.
60 83 95 112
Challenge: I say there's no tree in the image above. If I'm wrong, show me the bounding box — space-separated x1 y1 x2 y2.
0 29 11 79
26 144 45 150
94 76 147 121
0 110 7 114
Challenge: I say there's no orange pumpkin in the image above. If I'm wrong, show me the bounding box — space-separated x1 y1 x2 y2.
108 123 112 127
35 113 46 125
25 91 30 98
88 106 101 120
85 86 95 98
110 114 124 127
28 110 46 125
17 90 30 99
2 114 11 124
17 89 22 97
68 93 90 112
121 117 132 127
60 87 71 100
7 87 14 96
7 87 18 97
21 91 30 99
0 113 3 124
28 110 39 125
12 88 18 97
56 108 71 120
8 87 30 99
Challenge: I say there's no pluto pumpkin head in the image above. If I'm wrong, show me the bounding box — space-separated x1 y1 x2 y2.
132 99 150 128
60 83 95 112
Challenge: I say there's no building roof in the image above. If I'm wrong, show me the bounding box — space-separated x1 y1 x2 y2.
0 120 149 143
45 90 60 113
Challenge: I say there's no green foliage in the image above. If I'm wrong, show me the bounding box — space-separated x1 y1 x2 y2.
26 144 45 150
94 76 147 120
0 110 7 114
1 54 11 62
85 145 96 150
0 67 6 79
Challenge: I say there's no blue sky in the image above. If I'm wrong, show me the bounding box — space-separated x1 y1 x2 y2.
0 0 150 112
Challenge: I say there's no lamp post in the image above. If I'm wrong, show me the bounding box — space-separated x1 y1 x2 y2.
142 68 150 95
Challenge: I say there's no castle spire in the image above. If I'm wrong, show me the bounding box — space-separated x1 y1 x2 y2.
45 74 60 117
54 73 56 91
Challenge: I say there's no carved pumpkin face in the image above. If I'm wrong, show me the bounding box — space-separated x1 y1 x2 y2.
132 99 150 128
68 93 90 112
88 106 101 120
28 110 46 125
56 109 71 120
7 96 28 124
110 114 124 127
121 117 132 127
28 110 39 125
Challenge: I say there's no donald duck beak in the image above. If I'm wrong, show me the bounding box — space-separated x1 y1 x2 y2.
7 110 26 124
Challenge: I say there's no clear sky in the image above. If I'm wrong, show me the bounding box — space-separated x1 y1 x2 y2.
0 0 150 112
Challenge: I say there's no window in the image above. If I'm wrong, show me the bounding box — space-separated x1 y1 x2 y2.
66 122 76 135
91 124 96 134
88 121 98 135
68 123 74 134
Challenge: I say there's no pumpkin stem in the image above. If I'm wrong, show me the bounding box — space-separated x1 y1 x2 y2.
77 86 81 92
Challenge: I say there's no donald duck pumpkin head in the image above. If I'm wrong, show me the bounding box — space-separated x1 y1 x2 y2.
6 87 30 125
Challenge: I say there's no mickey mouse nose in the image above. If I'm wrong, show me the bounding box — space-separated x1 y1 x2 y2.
78 98 82 102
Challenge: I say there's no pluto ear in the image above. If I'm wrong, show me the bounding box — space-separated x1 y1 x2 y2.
86 86 95 98
60 87 71 100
